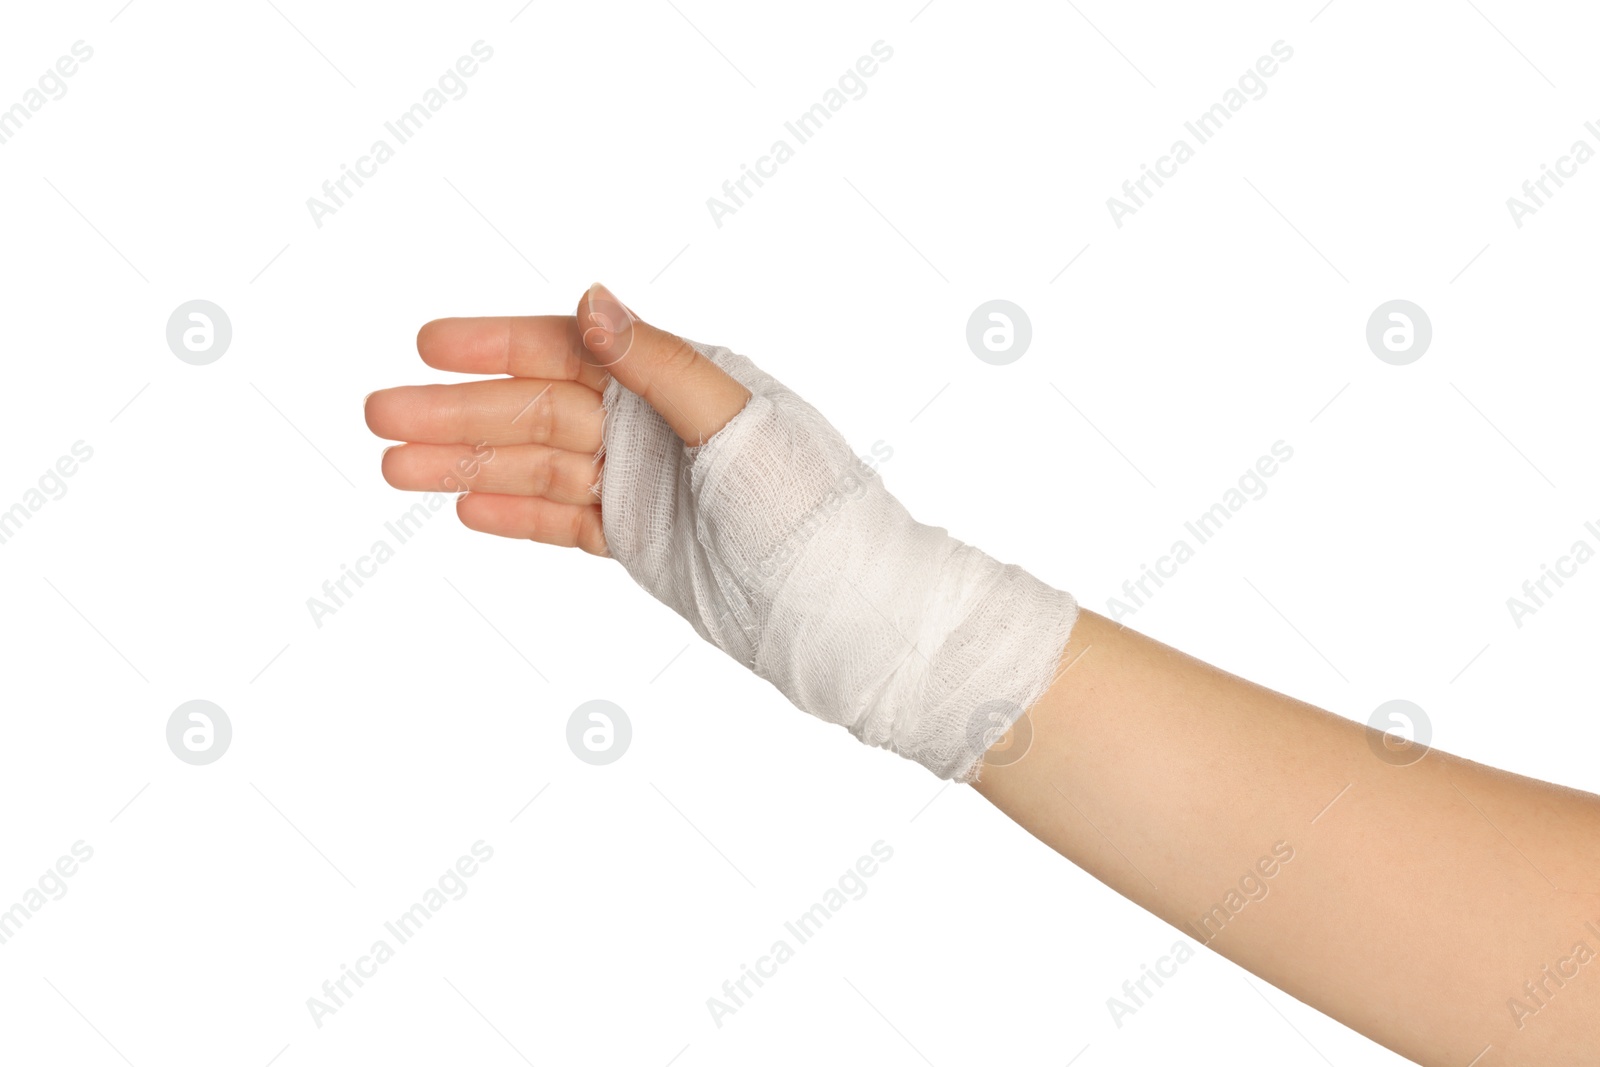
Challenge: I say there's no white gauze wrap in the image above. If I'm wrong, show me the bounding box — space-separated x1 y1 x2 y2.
599 341 1079 781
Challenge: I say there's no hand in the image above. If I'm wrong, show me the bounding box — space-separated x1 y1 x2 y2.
363 283 750 555
368 283 1076 783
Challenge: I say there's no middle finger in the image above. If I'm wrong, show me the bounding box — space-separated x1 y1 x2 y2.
365 378 604 451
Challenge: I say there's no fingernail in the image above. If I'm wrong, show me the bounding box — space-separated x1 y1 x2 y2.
583 282 635 367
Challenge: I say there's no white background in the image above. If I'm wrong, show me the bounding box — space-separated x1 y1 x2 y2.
2 1 1597 1064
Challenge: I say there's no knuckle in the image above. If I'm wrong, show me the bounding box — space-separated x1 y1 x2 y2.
658 336 701 375
527 452 554 498
582 508 608 556
567 506 589 548
523 387 554 444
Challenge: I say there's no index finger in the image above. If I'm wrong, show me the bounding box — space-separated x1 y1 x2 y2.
417 315 611 392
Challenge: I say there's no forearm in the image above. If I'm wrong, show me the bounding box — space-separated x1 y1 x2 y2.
975 609 1600 1066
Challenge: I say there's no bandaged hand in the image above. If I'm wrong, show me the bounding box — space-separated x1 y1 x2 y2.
366 284 1078 780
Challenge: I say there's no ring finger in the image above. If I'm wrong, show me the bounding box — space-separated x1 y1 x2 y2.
382 442 601 505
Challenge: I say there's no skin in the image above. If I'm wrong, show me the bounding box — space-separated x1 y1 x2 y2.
977 614 1600 1065
367 284 1600 1066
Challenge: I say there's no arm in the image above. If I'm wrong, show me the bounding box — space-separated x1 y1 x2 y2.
977 609 1600 1066
365 285 1600 1066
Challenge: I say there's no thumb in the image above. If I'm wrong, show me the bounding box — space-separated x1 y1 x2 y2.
578 282 750 445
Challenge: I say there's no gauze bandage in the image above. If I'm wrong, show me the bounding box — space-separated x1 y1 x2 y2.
599 341 1079 781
